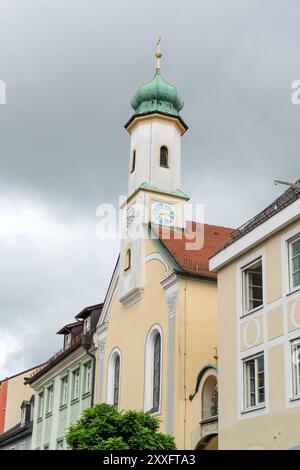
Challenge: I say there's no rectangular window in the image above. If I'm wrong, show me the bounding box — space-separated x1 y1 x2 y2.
72 369 80 400
46 385 54 414
83 362 92 395
289 235 300 292
64 333 71 348
83 317 91 333
291 339 300 398
57 439 64 450
242 258 263 315
38 392 44 419
60 376 69 406
243 354 265 410
20 407 26 426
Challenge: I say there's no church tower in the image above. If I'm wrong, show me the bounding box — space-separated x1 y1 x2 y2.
119 40 189 308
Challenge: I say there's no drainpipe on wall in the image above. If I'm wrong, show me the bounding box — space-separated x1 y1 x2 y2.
81 333 96 408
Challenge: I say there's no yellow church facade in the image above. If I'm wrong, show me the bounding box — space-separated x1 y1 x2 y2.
94 43 234 450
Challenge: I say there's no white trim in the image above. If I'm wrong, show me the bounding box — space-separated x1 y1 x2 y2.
145 252 170 274
98 259 119 326
106 347 121 410
236 249 269 420
143 324 163 415
210 198 300 271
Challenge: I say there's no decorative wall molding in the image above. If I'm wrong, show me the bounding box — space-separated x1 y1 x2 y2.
162 273 179 435
162 273 179 319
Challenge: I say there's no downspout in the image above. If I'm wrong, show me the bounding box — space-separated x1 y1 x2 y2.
183 278 188 449
81 332 96 408
86 350 96 409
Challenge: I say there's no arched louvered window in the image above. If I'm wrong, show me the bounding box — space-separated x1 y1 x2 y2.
113 355 120 408
144 325 162 413
130 150 136 173
160 146 169 168
152 333 161 411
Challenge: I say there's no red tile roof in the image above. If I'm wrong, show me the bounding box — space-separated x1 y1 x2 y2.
155 222 235 278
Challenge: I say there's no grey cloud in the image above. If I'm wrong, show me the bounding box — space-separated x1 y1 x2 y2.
0 0 299 376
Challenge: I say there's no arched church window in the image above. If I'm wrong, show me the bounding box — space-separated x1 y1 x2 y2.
107 349 121 409
130 150 136 173
152 333 161 412
113 355 120 408
144 326 162 413
124 248 131 271
202 376 218 420
160 146 169 168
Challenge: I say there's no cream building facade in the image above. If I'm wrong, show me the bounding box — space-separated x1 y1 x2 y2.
95 45 234 450
210 181 300 450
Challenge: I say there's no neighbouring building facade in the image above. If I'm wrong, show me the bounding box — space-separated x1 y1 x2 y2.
94 44 234 450
210 181 300 450
25 304 102 450
0 366 38 436
0 397 34 450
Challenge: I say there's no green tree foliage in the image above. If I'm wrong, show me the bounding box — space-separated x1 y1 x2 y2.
66 403 176 450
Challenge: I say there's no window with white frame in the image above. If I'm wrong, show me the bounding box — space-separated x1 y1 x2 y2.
83 317 91 333
57 439 64 450
72 369 80 400
242 258 263 315
19 442 26 450
243 354 265 410
83 362 92 394
288 235 300 292
291 338 300 398
60 376 68 406
46 385 54 414
38 391 44 419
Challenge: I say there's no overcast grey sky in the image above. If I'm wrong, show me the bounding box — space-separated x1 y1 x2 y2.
0 0 299 378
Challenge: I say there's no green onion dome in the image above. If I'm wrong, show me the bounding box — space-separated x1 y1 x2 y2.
130 70 184 117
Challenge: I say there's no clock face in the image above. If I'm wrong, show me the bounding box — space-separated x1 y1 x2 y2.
152 202 175 227
126 204 136 229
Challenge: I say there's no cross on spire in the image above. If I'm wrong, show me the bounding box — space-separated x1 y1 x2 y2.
155 37 162 70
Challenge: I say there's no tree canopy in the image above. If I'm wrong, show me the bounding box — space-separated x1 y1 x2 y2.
66 403 176 450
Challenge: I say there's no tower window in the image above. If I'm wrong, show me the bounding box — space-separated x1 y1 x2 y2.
130 150 136 173
124 248 131 272
160 146 169 168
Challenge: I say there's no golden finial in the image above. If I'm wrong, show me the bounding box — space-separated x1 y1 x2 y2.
155 37 162 70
